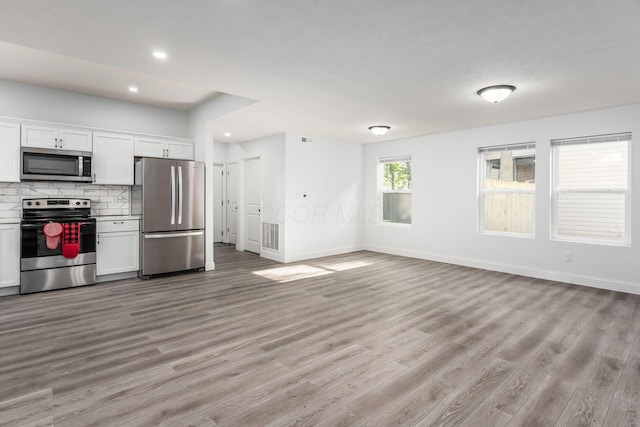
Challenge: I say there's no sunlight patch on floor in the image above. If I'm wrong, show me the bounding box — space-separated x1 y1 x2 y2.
317 260 373 271
253 265 333 283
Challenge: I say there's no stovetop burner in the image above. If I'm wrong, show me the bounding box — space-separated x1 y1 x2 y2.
22 198 92 221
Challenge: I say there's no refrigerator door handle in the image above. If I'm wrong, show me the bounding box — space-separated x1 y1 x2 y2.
170 165 176 225
144 231 204 239
178 165 183 225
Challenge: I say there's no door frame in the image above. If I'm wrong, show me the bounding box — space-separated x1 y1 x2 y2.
226 161 238 246
212 163 226 244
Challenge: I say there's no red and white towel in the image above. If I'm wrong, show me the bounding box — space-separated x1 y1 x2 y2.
62 223 81 258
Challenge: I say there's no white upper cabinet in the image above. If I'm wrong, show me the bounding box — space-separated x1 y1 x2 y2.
0 122 20 182
21 124 92 151
93 132 134 185
134 135 193 160
167 140 194 160
58 128 93 151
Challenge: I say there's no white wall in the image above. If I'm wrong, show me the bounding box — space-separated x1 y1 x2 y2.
363 103 640 294
0 79 189 137
284 133 363 262
227 133 287 262
188 93 258 270
212 141 228 164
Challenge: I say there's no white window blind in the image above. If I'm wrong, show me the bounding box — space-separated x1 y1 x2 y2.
379 155 411 164
551 133 630 245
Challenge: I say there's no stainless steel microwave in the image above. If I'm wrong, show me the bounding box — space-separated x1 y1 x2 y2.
21 147 93 182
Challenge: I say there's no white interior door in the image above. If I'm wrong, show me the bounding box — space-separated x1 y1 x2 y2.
245 158 261 254
227 162 238 245
212 164 224 243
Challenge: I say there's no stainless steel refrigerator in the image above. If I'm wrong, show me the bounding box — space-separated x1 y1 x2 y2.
136 158 205 277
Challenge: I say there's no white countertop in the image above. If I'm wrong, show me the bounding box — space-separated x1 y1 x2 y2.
95 215 141 221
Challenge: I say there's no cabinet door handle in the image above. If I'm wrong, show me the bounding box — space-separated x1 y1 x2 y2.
54 137 58 148
60 139 63 148
113 221 125 224
97 234 100 244
93 173 96 183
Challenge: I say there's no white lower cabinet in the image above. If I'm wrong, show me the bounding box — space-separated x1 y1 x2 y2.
96 219 139 276
0 224 20 289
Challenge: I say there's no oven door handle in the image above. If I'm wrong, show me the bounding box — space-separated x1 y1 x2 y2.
21 221 95 229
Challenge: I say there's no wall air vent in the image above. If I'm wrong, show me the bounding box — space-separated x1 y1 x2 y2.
301 136 313 144
262 222 280 251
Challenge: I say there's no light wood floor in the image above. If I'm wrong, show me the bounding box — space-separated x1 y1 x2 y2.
1 246 639 426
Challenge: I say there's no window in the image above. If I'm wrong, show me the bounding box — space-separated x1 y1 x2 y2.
552 133 630 245
479 143 535 236
379 156 412 224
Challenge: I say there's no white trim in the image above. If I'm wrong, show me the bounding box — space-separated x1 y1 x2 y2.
261 248 285 263
206 261 215 271
363 244 640 296
377 157 412 225
379 154 411 164
478 144 536 236
284 244 365 263
378 222 411 229
480 230 535 239
96 271 138 283
551 137 631 246
0 286 19 297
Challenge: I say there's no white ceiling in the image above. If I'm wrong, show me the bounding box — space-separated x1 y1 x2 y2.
0 0 639 144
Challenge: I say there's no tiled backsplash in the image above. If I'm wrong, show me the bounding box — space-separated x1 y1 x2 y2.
0 182 131 219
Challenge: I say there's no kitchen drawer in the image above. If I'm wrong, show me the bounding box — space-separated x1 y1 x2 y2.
97 219 140 233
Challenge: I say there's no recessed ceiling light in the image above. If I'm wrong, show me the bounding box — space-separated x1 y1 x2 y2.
128 86 139 93
368 125 390 136
477 85 516 103
224 132 231 137
153 50 168 60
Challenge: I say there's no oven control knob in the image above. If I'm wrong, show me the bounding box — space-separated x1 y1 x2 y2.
35 201 40 206
83 201 88 205
26 201 32 206
76 201 81 206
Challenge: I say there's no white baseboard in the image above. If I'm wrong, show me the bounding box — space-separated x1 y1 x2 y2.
363 244 640 296
0 286 19 297
96 271 138 283
261 248 285 263
205 261 215 271
284 244 365 263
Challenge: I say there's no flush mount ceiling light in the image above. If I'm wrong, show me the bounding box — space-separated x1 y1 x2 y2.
152 50 167 60
128 86 139 93
223 132 231 137
477 85 516 103
368 125 390 136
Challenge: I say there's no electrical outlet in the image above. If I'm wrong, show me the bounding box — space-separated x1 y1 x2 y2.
564 252 573 263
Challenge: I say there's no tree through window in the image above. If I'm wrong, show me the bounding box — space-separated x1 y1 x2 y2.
379 156 412 224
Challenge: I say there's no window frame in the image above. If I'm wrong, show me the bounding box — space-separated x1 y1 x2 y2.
551 133 632 246
478 142 536 238
378 155 412 226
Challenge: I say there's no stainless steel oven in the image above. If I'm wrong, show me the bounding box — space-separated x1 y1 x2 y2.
20 198 96 294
